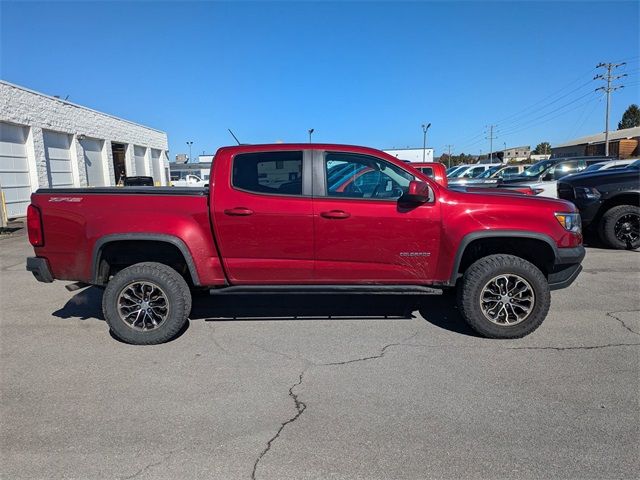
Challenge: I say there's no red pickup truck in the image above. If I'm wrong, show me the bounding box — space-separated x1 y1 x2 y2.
26 143 584 344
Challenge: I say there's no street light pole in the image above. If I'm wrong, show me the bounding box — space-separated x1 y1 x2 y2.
186 141 193 163
503 142 507 163
421 123 431 161
308 128 314 143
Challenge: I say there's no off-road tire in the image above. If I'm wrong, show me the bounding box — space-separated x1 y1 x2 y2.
457 254 550 339
102 262 192 345
598 205 640 250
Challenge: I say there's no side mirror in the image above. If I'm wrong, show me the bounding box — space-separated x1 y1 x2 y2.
401 180 431 204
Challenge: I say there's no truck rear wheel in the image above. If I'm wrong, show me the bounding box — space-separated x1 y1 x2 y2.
102 262 192 345
598 205 640 250
457 254 550 339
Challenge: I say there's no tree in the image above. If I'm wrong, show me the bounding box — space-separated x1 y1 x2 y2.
618 104 640 130
533 142 551 155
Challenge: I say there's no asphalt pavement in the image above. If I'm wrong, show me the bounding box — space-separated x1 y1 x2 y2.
1 229 638 479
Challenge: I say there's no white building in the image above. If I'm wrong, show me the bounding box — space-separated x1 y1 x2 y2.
500 145 531 162
0 81 171 218
383 147 434 163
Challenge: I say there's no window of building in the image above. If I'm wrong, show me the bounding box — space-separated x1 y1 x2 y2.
232 151 303 195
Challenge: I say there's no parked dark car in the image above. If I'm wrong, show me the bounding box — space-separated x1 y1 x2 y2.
123 176 155 186
557 164 639 249
503 156 615 184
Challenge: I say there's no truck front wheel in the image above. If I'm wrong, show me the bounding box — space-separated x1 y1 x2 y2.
102 262 192 345
457 254 550 338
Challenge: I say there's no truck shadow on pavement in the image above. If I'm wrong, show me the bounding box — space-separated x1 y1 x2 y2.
52 288 478 337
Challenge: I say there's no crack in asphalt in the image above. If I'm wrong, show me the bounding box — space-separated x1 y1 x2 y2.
252 372 307 480
120 460 165 480
251 331 420 479
248 312 640 478
606 310 640 337
320 342 400 366
119 448 186 480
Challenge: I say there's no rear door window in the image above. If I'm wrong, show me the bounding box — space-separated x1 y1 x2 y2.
232 151 303 195
418 167 434 178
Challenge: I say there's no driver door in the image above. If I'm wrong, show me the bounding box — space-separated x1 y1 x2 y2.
312 151 441 283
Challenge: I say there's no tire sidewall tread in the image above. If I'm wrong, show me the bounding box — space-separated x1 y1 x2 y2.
457 254 551 339
102 262 192 345
598 204 640 250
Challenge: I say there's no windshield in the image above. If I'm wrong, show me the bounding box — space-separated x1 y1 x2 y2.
477 165 502 178
522 159 555 177
583 163 605 172
628 159 640 169
447 165 465 176
449 166 477 178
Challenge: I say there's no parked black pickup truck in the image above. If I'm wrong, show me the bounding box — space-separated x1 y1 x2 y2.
557 161 639 249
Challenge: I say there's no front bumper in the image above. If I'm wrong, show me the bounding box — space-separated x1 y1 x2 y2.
26 257 54 283
548 246 585 291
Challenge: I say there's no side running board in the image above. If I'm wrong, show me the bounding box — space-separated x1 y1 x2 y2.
209 285 442 295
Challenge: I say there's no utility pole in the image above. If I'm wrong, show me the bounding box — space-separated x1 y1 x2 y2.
485 125 497 163
422 123 431 161
444 144 454 168
186 141 193 163
595 62 627 156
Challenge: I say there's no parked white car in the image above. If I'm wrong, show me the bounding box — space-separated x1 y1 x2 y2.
171 174 208 187
448 163 502 180
448 164 529 186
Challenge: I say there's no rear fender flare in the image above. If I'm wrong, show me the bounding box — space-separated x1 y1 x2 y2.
91 233 200 285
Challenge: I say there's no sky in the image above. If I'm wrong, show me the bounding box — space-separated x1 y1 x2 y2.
1 0 639 158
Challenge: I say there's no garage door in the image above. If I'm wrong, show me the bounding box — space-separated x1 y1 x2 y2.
0 122 31 218
43 130 74 188
134 146 147 176
151 149 162 184
80 138 106 186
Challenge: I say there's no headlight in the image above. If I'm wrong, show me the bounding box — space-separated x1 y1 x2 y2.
555 212 582 233
574 186 601 200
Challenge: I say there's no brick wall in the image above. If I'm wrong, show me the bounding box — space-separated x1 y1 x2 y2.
0 81 170 189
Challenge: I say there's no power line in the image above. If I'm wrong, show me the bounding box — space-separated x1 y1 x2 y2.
568 92 606 140
498 90 596 136
495 78 595 129
491 67 597 126
455 67 598 149
499 95 600 139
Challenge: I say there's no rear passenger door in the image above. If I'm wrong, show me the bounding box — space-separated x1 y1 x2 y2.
212 150 314 284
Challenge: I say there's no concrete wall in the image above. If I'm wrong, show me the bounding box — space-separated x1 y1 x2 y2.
0 81 170 195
